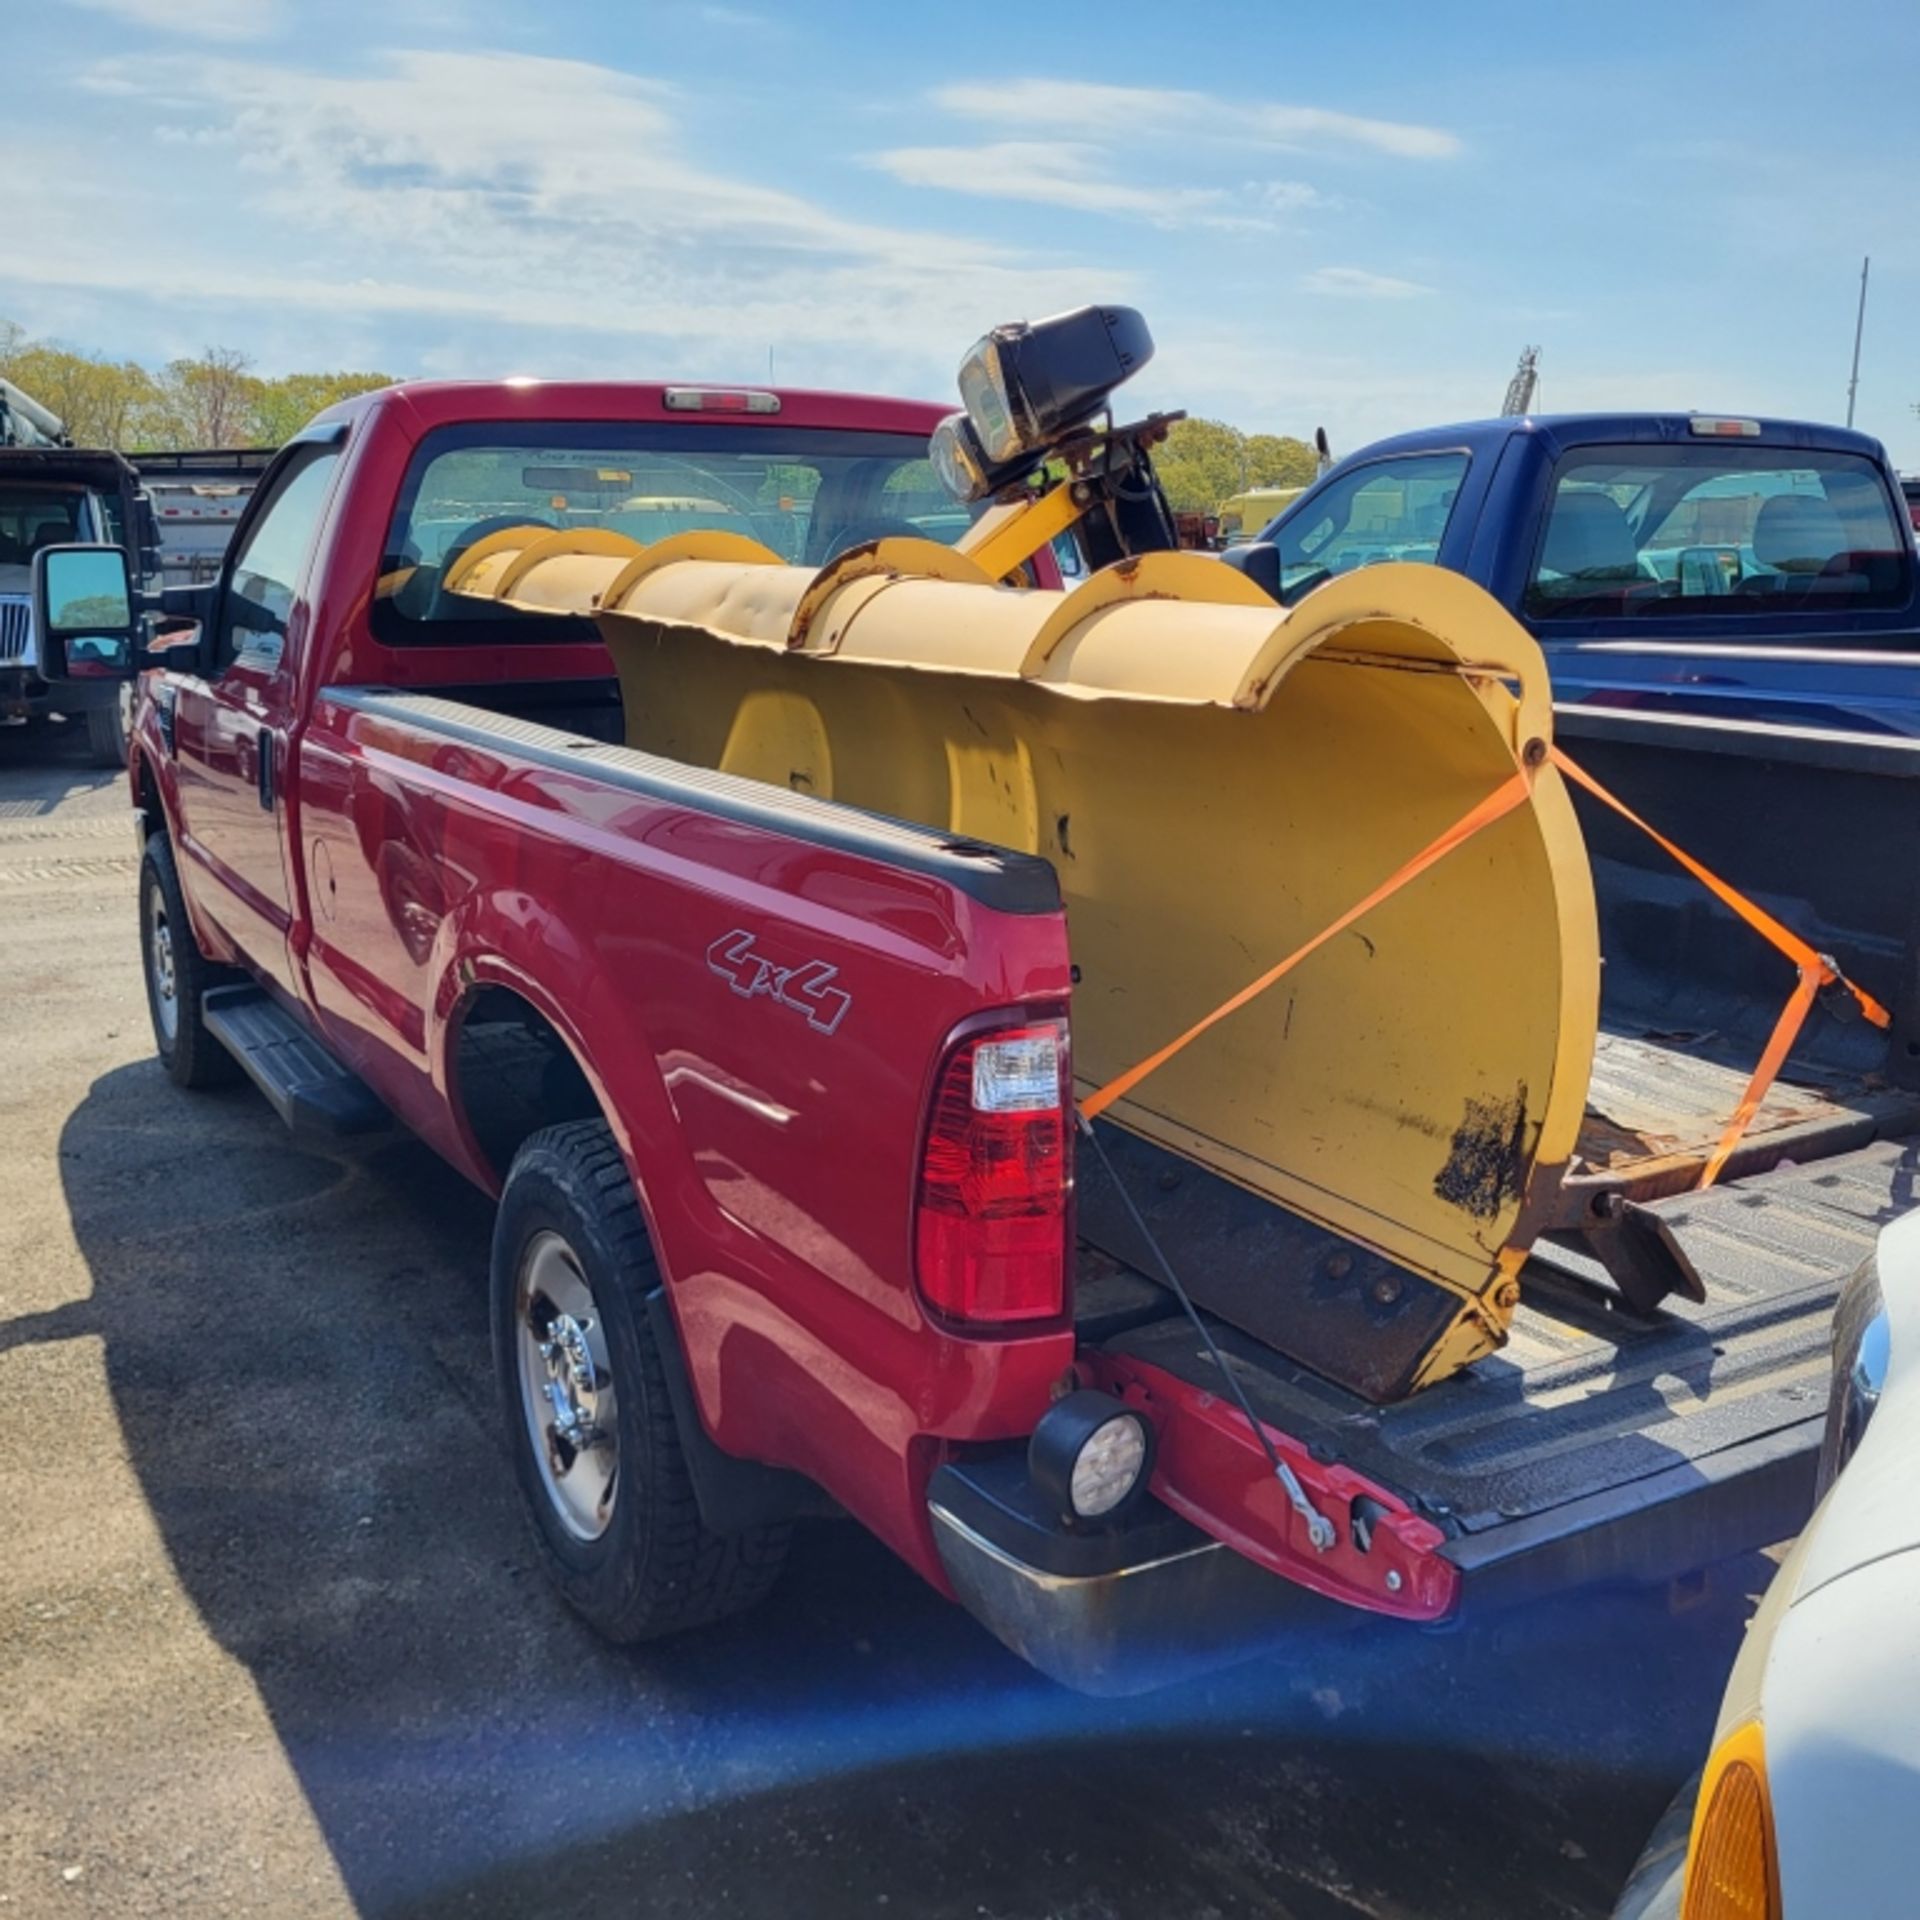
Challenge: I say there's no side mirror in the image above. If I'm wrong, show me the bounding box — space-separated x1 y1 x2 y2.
31 544 137 683
1219 540 1282 602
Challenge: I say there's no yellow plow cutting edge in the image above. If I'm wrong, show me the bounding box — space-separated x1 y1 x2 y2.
452 532 1600 1402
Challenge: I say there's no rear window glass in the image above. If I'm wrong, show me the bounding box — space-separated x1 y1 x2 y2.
1527 446 1910 619
374 422 965 641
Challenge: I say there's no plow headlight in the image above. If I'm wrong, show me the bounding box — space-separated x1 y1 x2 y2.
930 412 993 504
957 335 1023 465
947 306 1156 486
1030 1390 1155 1524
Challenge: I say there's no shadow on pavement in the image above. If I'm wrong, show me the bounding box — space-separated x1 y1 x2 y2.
40 1057 1758 1918
0 716 122 816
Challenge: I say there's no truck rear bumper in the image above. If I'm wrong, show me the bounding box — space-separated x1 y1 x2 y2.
927 1455 1338 1696
1 666 49 718
0 666 118 718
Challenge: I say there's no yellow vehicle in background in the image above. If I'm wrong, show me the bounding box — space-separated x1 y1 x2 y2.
1217 483 1305 544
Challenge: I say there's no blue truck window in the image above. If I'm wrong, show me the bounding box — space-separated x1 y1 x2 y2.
1270 452 1467 605
1527 446 1911 620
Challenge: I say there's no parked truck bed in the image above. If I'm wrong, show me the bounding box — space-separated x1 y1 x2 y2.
1085 1132 1919 1611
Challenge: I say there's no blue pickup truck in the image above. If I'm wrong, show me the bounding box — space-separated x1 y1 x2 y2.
1233 413 1920 737
1233 409 1920 1369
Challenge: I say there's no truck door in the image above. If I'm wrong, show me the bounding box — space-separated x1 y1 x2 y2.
170 437 343 999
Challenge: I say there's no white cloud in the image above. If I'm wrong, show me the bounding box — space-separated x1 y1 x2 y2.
868 140 1288 231
1251 180 1328 214
11 50 1128 387
932 80 1461 161
67 0 278 40
1302 265 1432 300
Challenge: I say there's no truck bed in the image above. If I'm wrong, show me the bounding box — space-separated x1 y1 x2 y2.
1083 1132 1920 1610
1572 1025 1920 1196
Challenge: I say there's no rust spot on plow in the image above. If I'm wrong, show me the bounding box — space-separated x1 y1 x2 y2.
1434 1083 1531 1222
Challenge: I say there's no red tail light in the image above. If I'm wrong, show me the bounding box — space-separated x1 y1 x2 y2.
915 1019 1071 1326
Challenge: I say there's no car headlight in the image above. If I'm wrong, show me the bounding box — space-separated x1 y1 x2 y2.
1819 1253 1889 1496
1029 1390 1155 1524
1682 1720 1778 1920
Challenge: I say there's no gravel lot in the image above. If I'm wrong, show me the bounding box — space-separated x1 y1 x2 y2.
0 715 1760 1919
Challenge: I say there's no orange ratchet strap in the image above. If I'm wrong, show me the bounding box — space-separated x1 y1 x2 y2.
1548 746 1890 1189
1080 767 1536 1121
1081 742 1890 1200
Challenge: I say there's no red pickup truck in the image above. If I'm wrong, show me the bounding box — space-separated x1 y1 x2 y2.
31 371 1882 1695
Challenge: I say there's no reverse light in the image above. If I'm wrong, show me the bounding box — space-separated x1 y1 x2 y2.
1682 1723 1779 1920
663 387 781 414
914 1019 1070 1326
1030 1390 1155 1523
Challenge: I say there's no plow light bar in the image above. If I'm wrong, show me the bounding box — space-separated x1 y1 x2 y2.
935 305 1155 501
1030 1390 1155 1524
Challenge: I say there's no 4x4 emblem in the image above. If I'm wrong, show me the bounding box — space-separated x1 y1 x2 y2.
706 929 852 1036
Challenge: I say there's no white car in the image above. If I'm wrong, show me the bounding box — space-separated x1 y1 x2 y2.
1614 1207 1918 1918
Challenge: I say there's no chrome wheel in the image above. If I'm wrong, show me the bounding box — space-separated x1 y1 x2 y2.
515 1231 618 1541
146 883 179 1046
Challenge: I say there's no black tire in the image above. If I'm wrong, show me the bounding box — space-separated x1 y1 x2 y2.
86 694 128 770
138 834 242 1089
491 1120 790 1641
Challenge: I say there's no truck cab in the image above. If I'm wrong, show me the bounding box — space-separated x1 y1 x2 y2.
1 380 158 765
1248 413 1920 736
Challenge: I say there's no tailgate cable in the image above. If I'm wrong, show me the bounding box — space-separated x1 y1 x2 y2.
1077 1110 1340 1554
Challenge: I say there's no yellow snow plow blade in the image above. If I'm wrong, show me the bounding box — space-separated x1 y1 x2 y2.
450 533 1600 1402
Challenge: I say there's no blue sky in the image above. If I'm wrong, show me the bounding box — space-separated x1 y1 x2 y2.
7 0 1919 465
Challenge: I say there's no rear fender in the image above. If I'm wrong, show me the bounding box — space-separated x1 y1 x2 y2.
428 935 644 1202
427 865 1075 1588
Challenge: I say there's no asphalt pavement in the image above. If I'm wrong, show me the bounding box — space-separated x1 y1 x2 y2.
0 713 1759 1919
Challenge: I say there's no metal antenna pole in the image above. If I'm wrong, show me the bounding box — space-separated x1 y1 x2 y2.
1847 256 1870 428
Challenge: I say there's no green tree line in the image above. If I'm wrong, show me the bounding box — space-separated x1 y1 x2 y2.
1 319 1316 513
0 320 395 451
1155 417 1319 515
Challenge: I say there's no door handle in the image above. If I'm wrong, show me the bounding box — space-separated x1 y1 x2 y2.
257 728 275 810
